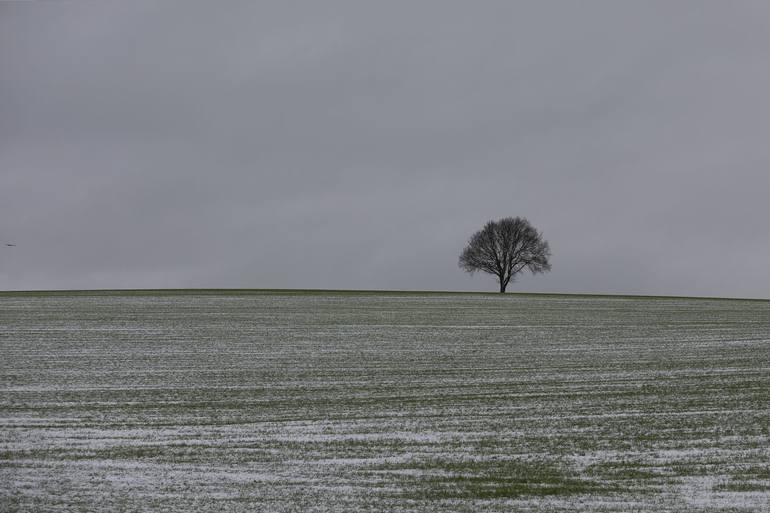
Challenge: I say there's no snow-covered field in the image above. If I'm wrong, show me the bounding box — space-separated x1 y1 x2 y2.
1 291 769 512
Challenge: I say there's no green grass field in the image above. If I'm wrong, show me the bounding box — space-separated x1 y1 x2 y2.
1 291 769 512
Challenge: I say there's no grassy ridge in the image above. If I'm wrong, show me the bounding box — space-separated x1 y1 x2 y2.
2 291 769 512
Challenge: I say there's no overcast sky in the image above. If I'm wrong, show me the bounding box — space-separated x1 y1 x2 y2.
2 1 770 297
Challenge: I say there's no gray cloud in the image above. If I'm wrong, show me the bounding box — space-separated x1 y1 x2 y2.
2 1 770 297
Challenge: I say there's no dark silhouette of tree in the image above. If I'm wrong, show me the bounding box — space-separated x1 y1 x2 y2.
459 217 551 293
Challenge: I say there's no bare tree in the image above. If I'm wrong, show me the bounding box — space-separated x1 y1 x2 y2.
459 217 551 293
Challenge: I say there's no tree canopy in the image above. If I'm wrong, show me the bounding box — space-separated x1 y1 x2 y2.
459 217 551 293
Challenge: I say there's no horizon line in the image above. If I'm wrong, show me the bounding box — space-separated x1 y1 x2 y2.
0 287 767 302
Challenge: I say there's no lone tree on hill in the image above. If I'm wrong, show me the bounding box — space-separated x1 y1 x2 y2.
459 217 551 293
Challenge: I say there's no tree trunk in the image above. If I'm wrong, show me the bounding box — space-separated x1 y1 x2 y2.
499 281 507 293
